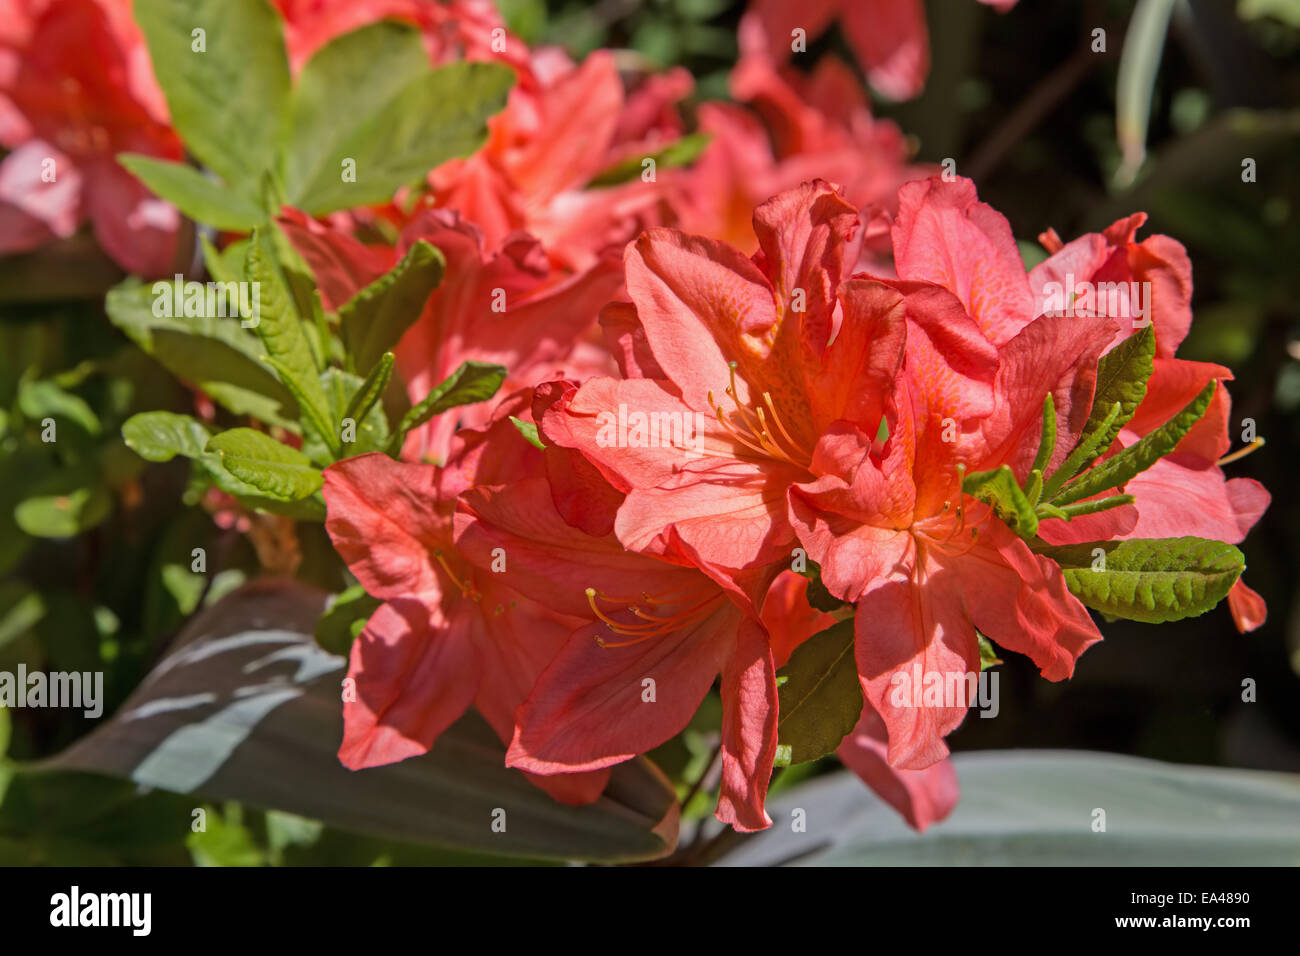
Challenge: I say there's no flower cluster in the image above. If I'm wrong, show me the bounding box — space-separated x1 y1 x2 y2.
20 0 1267 835
324 169 1268 831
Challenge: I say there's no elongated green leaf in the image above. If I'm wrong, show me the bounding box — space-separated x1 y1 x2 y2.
1082 325 1155 461
509 416 544 450
718 752 1300 866
394 360 506 447
284 21 430 205
319 367 391 458
205 428 323 501
122 411 213 462
118 155 265 230
1028 393 1057 480
962 464 1038 538
775 620 862 766
1053 380 1215 506
1114 0 1177 188
105 278 297 427
342 354 394 434
291 61 513 214
339 240 444 374
1036 536 1243 623
589 132 713 187
135 0 289 195
245 230 334 451
43 581 679 863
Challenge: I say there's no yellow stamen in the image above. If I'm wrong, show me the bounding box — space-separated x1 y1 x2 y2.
1217 438 1265 466
433 550 480 601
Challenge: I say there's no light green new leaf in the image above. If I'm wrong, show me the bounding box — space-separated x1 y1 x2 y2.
135 0 290 196
775 620 862 766
118 155 266 230
292 61 513 214
283 21 430 206
122 412 213 462
1036 536 1243 623
394 360 506 448
962 464 1038 538
205 428 323 501
339 240 444 375
1053 379 1215 506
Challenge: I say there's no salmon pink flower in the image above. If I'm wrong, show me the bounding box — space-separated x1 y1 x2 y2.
0 0 182 274
543 179 907 585
322 402 609 805
744 0 1017 101
453 382 780 830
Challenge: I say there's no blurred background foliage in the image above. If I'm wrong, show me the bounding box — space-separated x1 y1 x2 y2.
0 0 1297 864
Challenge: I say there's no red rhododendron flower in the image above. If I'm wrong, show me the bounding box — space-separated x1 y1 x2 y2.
0 0 182 273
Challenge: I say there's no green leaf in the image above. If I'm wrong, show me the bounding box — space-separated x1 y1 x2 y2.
319 367 391 458
589 132 713 187
187 804 266 866
283 21 430 207
1052 379 1215 507
135 0 290 196
393 360 506 450
509 416 545 450
1081 325 1156 463
339 240 444 375
122 411 213 462
976 633 1002 671
342 353 395 434
720 752 1300 866
105 278 297 428
1028 392 1057 480
205 428 323 501
775 620 862 765
1036 536 1243 623
1114 0 1177 188
118 155 265 230
796 559 848 613
17 380 100 436
45 581 679 863
290 61 513 214
314 584 381 655
14 482 112 538
245 230 335 453
962 464 1038 538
